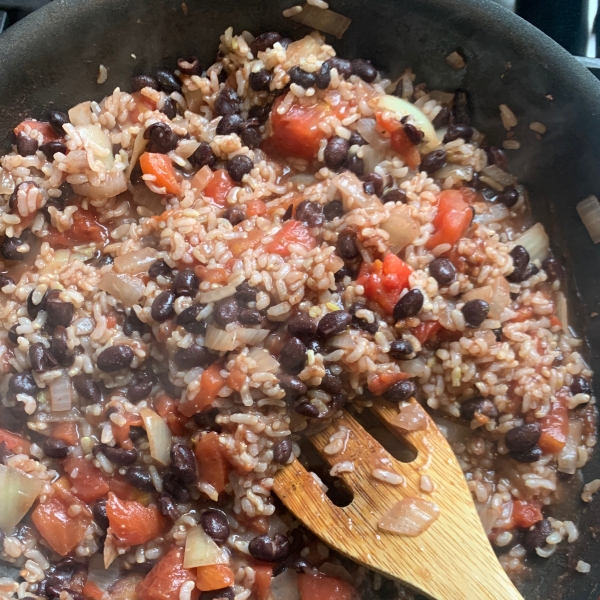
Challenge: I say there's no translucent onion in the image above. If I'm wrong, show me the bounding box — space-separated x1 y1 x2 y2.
360 144 388 174
557 419 582 475
35 407 81 423
513 222 550 262
205 326 269 352
247 348 279 372
381 204 420 253
399 356 427 378
184 89 204 113
481 164 517 187
287 4 352 39
270 568 301 600
0 464 43 530
392 403 428 431
68 101 93 126
434 163 473 183
39 249 71 275
113 248 158 275
86 554 122 591
183 525 228 568
556 291 568 332
49 371 73 412
477 503 502 535
73 170 128 201
0 169 14 194
577 195 600 244
76 124 114 170
378 497 440 536
98 272 145 306
355 119 391 154
473 203 509 224
132 184 164 215
332 171 383 212
126 130 148 179
140 407 171 466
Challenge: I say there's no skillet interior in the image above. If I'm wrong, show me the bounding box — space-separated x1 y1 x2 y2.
0 0 599 598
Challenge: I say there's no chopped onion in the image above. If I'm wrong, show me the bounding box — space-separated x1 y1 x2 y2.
183 525 228 568
282 36 326 70
109 573 145 599
375 95 440 152
558 419 582 474
192 165 215 192
198 285 237 304
73 170 128 201
360 144 387 173
39 249 71 275
68 101 93 126
381 204 420 253
270 569 301 600
289 173 317 188
355 119 391 154
434 163 473 183
378 497 440 536
473 202 509 224
205 325 269 352
392 403 428 431
132 183 164 215
476 503 502 535
76 124 114 170
247 348 279 372
235 328 269 346
332 171 383 212
0 169 14 194
114 248 158 275
513 222 550 262
461 285 492 305
399 356 427 378
577 195 600 244
556 291 568 332
184 89 204 113
288 4 352 39
98 272 145 306
140 407 171 466
433 416 471 444
87 554 122 591
126 130 147 179
35 407 80 423
481 165 517 187
0 464 43 530
49 371 73 412
489 277 510 320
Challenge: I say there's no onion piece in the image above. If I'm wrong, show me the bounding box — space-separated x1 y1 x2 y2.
434 163 473 183
113 248 158 275
235 328 269 346
489 277 510 320
381 204 420 253
132 183 164 215
98 272 145 306
49 371 73 412
577 195 600 244
140 407 171 466
360 144 387 174
192 165 215 192
282 36 327 70
198 285 237 304
247 348 279 372
183 525 228 568
332 171 383 212
399 356 427 378
477 503 502 535
556 291 568 332
473 202 509 224
378 497 440 536
35 408 81 423
288 4 352 39
513 222 550 262
76 124 114 170
73 170 128 201
68 101 93 126
109 573 145 599
126 130 148 179
481 165 517 187
392 403 428 431
184 89 204 113
558 419 582 474
355 119 391 154
0 169 14 194
0 464 43 530
87 554 122 591
204 325 269 352
270 568 301 600
462 285 492 305
39 249 71 275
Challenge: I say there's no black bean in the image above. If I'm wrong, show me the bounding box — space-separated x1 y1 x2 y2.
461 299 489 328
162 471 191 502
201 588 234 600
429 257 456 286
329 393 347 414
156 69 182 93
317 311 352 338
171 443 198 484
213 297 240 327
101 444 138 466
214 87 241 116
16 132 39 156
497 186 519 208
389 339 414 359
227 155 253 182
72 374 101 403
351 59 377 83
235 281 257 304
250 32 282 56
288 66 316 89
8 325 19 344
151 290 176 322
143 122 179 154
27 289 48 320
542 255 563 282
93 500 109 530
452 89 470 125
132 75 159 92
420 149 447 174
286 314 317 343
443 124 474 144
460 396 498 420
506 245 530 283
176 304 206 334
125 466 155 492
161 97 177 120
279 337 307 374
94 254 114 268
216 113 244 136
321 369 343 394
484 146 508 170
175 343 216 371
123 309 145 337
315 62 331 90
382 380 416 402
382 189 406 204
511 445 543 463
432 106 450 128
200 510 230 545
97 345 134 372
177 56 201 76
48 110 70 135
334 265 356 283
149 259 172 281
287 557 313 574
29 343 58 373
325 57 352 79
240 126 262 149
46 297 74 328
349 132 367 147
272 437 293 464
190 142 217 170
249 69 272 92
361 174 383 196
194 408 222 433
40 140 67 161
172 269 198 298
158 493 178 520
323 200 344 221
278 373 307 397
42 437 69 458
324 137 349 170
505 423 541 452
1 235 29 261
336 229 360 260
248 104 272 122
363 182 375 195
403 123 424 145
51 326 74 367
239 309 262 326
129 425 146 442
393 289 424 321
249 533 291 562
571 375 591 396
346 155 364 176
222 207 246 226
523 518 552 551
127 371 154 401
0 274 14 289
295 200 324 228
9 371 39 395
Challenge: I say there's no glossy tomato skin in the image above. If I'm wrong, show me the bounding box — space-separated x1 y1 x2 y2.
265 220 316 256
64 456 109 503
106 492 164 547
203 169 235 206
426 190 473 250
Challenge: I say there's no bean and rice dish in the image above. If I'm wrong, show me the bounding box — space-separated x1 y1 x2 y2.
0 25 596 600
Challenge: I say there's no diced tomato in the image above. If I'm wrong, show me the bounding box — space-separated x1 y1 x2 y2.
0 428 30 454
140 152 182 195
411 321 442 344
154 394 191 436
14 120 60 144
203 169 235 206
32 498 92 556
511 500 543 529
236 513 269 534
45 208 108 247
426 190 473 250
367 371 410 396
227 229 263 256
245 199 267 218
136 547 198 600
298 574 360 600
196 564 234 592
227 366 246 392
195 264 231 284
390 127 421 170
51 422 79 446
107 493 164 547
375 110 399 133
252 564 273 600
510 306 534 323
83 581 107 600
179 362 226 418
539 389 570 454
129 92 157 124
549 315 562 329
111 411 144 450
356 253 413 315
194 431 230 495
65 457 110 503
265 220 316 257
107 474 152 505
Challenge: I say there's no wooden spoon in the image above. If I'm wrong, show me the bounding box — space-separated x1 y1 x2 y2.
274 398 524 600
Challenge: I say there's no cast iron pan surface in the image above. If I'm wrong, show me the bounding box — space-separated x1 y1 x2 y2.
0 0 599 598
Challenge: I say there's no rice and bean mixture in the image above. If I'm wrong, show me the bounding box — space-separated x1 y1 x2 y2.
0 25 595 600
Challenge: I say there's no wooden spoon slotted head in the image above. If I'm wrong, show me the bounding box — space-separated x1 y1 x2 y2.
274 399 524 600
